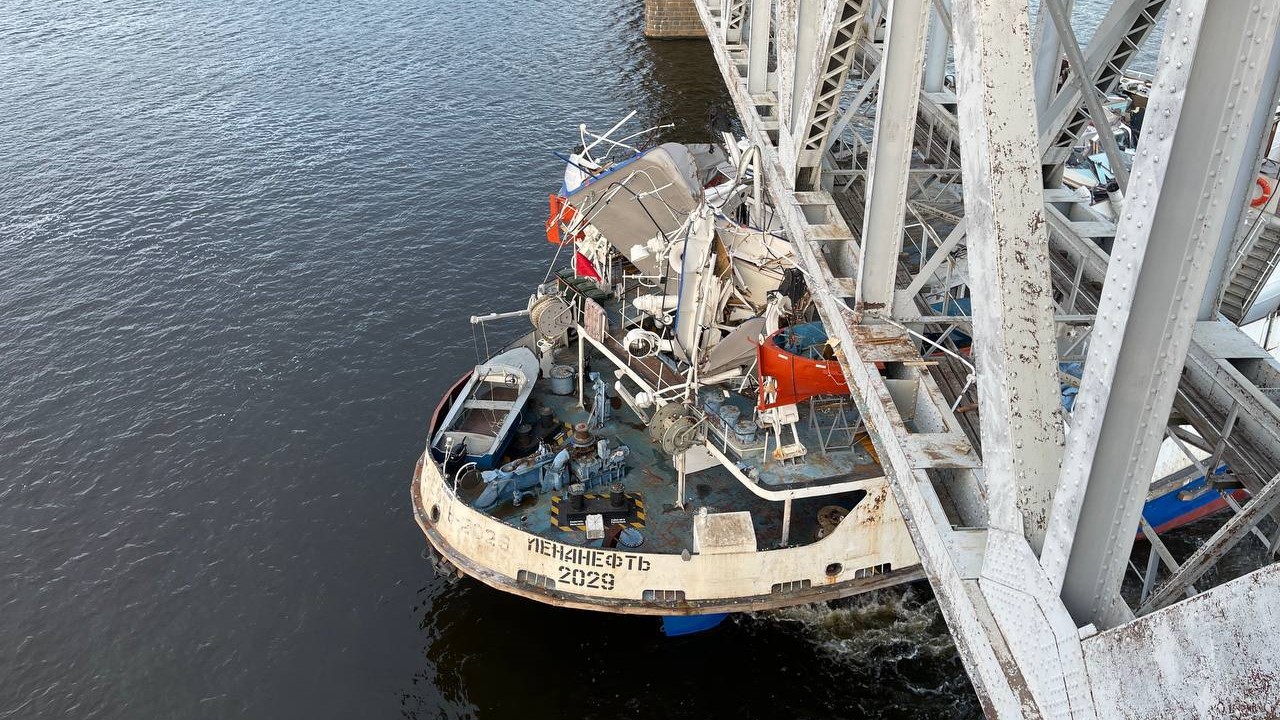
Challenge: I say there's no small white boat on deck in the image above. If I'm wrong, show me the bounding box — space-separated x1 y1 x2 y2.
430 346 540 471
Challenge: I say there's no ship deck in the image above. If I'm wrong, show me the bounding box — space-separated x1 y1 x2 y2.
451 343 884 556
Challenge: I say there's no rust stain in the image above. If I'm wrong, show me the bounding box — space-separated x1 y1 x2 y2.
856 432 880 464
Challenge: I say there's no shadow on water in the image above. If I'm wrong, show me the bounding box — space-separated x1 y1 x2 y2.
404 578 979 720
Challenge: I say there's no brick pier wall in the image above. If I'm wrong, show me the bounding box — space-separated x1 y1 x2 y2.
643 0 707 38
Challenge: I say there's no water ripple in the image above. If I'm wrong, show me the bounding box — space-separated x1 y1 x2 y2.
0 0 985 717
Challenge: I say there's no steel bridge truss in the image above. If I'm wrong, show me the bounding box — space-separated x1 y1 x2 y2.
693 0 1280 715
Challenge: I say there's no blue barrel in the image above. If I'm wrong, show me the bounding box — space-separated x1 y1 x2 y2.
702 391 723 416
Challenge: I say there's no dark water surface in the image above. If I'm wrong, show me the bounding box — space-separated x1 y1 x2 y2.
1 1 978 717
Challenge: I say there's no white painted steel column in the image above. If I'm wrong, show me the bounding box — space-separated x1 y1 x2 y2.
775 0 800 185
791 0 823 128
855 0 931 313
1032 0 1067 117
776 0 798 133
826 72 880 151
1042 0 1280 628
922 0 949 93
747 0 773 94
950 0 1065 552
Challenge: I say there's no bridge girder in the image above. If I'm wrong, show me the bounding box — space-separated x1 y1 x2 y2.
693 0 1280 714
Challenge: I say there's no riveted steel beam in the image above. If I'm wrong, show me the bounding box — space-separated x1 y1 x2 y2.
1042 0 1280 628
1201 34 1280 319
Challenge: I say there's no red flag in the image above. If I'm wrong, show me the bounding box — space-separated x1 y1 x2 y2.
574 251 601 281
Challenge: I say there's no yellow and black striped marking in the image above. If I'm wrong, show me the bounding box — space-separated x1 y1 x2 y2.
550 492 646 531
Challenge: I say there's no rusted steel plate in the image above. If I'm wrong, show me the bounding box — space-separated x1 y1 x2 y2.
849 324 920 362
903 433 982 469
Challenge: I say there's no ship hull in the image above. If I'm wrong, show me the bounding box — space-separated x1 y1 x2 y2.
411 452 923 615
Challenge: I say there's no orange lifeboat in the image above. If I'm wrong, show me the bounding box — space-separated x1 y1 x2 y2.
756 323 848 410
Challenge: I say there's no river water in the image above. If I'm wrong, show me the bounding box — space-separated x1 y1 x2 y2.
1 0 1165 717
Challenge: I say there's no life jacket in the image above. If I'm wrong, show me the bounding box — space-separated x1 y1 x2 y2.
545 194 581 245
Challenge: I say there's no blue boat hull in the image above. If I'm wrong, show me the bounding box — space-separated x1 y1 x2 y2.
661 613 729 637
1140 465 1248 537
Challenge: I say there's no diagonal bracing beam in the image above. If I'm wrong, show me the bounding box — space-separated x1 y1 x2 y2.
902 218 966 299
1041 0 1131 191
783 0 868 189
724 0 749 42
1037 0 1169 165
1139 472 1280 614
